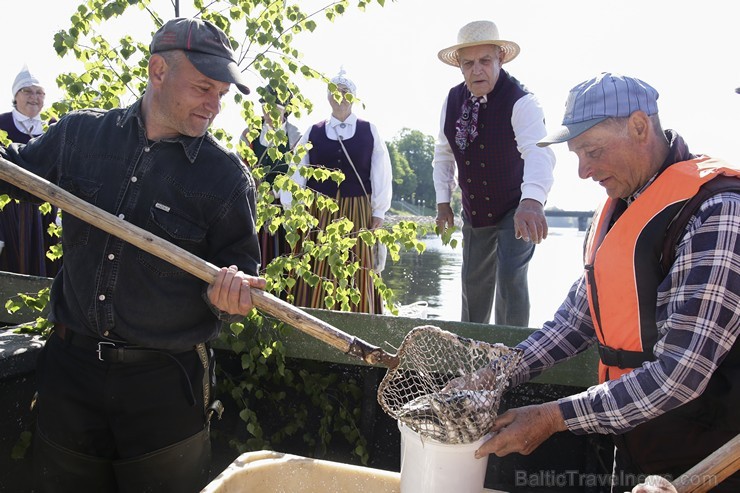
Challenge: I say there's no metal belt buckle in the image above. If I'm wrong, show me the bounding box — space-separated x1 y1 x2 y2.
97 341 116 361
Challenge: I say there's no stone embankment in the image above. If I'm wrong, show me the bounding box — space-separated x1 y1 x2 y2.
383 214 462 229
384 214 433 227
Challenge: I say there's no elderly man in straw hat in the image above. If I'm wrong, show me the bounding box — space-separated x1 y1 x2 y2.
433 20 555 326
464 72 740 491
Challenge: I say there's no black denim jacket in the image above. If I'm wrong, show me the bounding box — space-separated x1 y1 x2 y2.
0 100 260 350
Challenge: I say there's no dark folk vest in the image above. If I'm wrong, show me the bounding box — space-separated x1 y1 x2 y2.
306 120 373 198
0 112 34 144
443 70 528 227
250 120 294 186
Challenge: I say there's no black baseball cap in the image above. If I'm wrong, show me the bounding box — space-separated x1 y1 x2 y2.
150 18 250 94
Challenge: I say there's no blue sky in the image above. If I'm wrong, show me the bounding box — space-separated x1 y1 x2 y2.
4 0 739 211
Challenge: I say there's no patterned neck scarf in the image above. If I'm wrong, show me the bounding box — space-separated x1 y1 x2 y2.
455 95 484 151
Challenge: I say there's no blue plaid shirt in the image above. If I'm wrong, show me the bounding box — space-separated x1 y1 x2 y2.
511 132 740 435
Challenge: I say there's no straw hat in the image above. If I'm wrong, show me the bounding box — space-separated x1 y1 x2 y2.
438 20 520 67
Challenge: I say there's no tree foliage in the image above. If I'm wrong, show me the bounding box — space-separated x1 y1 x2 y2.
386 139 416 200
386 128 436 207
9 0 434 466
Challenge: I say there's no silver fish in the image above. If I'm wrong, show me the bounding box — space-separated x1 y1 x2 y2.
398 390 499 444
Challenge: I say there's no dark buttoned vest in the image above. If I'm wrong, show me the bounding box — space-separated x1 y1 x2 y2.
443 70 528 227
0 112 35 144
306 120 373 198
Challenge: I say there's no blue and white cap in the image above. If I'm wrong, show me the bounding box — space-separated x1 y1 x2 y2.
12 64 42 98
330 67 356 95
538 72 659 147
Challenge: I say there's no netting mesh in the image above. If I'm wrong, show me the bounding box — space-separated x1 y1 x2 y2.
377 325 522 444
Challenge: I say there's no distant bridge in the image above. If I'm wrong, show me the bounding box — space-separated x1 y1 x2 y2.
545 209 594 231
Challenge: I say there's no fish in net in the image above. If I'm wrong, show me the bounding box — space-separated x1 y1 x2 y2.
377 325 522 444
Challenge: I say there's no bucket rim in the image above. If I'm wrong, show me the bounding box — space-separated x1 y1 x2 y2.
397 420 490 450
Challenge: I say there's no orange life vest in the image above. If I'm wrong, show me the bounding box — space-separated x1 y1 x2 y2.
583 157 740 383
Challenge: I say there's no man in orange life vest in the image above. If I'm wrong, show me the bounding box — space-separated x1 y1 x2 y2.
453 73 740 491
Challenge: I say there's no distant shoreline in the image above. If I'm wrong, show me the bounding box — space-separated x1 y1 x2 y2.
383 212 590 230
384 214 436 228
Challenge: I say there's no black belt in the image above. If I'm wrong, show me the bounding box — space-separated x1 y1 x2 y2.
54 324 189 364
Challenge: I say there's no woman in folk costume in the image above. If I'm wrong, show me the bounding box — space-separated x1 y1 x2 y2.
0 65 60 277
281 69 392 313
241 85 302 271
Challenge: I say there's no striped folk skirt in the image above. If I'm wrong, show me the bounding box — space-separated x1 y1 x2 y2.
291 193 382 314
258 222 289 273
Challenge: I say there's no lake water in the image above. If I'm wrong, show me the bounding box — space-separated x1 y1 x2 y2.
381 227 586 328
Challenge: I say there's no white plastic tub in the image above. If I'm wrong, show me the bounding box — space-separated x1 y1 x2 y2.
399 422 490 493
202 450 507 493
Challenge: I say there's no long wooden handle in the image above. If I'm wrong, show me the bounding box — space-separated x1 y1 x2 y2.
672 433 740 493
0 155 398 368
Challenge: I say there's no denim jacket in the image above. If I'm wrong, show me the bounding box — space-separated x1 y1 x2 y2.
0 100 260 351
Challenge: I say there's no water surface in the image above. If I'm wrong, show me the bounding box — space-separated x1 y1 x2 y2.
382 227 586 328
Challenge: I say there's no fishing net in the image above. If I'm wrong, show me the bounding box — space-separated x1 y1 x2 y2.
0 157 521 448
377 325 523 445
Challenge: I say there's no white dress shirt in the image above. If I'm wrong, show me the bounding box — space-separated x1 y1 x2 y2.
281 113 393 219
432 92 555 207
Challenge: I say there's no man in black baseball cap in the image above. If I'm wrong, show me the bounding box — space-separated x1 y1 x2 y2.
151 17 250 94
12 15 266 493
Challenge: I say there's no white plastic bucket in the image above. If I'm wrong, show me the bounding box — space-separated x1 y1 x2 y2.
398 421 490 493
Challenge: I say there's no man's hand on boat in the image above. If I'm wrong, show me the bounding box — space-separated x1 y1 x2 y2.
208 265 267 316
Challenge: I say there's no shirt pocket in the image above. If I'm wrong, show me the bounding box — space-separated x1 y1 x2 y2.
137 203 208 277
58 175 102 249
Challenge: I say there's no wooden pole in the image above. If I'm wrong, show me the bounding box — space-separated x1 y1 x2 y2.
673 433 740 493
0 155 397 368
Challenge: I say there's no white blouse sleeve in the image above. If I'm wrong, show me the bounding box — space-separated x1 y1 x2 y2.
368 122 392 218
